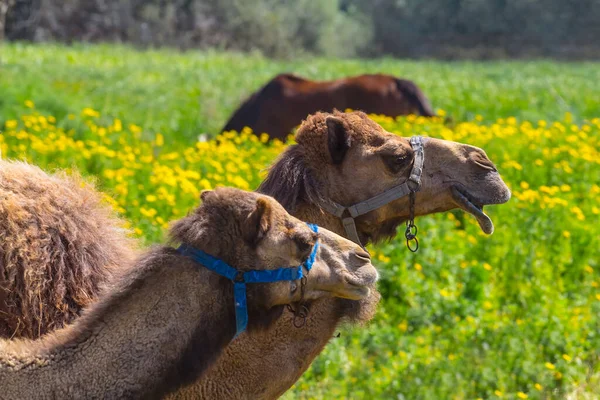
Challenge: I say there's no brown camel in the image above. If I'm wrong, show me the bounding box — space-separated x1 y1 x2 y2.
171 110 511 399
221 73 435 140
0 111 510 398
0 187 377 399
0 160 138 339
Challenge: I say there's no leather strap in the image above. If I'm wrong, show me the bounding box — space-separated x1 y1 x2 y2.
318 136 425 247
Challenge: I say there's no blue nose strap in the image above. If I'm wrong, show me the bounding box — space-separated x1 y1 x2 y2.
177 223 320 337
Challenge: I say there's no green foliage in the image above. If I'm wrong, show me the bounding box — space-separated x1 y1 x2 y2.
4 0 370 58
350 0 600 58
1 43 600 399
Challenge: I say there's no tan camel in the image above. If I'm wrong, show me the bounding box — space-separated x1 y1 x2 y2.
171 110 511 399
0 160 138 339
0 111 510 398
0 187 377 399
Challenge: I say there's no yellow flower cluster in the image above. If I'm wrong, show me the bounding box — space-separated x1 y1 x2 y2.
1 105 286 240
1 105 597 247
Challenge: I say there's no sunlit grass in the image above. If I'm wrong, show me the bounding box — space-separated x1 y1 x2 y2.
2 42 600 143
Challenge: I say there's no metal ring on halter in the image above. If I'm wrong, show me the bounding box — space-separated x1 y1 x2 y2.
406 235 419 252
405 223 418 240
292 305 309 328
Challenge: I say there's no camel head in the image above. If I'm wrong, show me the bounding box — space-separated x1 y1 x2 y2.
170 187 378 310
260 110 510 245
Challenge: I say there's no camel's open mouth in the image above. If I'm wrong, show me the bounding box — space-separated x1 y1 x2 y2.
338 284 371 300
451 186 494 234
339 269 378 300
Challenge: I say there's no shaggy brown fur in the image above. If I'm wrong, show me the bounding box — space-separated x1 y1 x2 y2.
172 110 511 399
0 187 376 399
0 160 138 339
221 73 436 140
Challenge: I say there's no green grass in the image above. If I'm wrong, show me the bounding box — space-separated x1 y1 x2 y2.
1 42 599 400
2 42 600 144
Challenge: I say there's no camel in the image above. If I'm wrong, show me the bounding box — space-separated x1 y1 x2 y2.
0 187 378 399
171 110 511 399
221 73 435 140
0 111 511 398
0 160 139 339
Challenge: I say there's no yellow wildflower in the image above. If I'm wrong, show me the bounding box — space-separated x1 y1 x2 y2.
554 371 563 380
4 120 17 129
397 321 408 332
82 107 100 117
517 392 528 399
155 133 164 147
113 119 123 132
585 265 594 273
129 124 142 134
140 207 157 218
24 100 34 108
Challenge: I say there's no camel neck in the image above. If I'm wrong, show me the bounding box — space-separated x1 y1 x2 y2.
0 249 236 399
294 203 347 238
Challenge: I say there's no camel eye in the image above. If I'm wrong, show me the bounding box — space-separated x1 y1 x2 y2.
295 238 313 258
395 155 408 164
382 153 411 174
291 230 316 260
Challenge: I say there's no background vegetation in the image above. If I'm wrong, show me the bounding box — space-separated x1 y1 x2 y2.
3 0 600 59
1 43 599 399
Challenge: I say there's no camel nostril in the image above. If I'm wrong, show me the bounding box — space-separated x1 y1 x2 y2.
354 250 371 262
471 151 498 172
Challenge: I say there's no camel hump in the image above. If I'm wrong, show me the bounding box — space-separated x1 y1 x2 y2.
394 78 436 117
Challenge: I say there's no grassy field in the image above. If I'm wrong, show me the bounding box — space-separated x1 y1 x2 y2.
2 43 600 143
1 43 599 399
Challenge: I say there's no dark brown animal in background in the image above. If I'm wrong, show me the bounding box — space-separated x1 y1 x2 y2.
221 73 436 140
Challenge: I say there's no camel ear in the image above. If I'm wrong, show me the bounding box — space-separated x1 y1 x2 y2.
326 116 351 164
200 190 213 202
243 197 272 246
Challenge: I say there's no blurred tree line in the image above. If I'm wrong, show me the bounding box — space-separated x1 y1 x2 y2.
2 0 599 59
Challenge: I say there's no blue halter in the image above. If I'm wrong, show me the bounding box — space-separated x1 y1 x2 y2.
177 223 320 337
